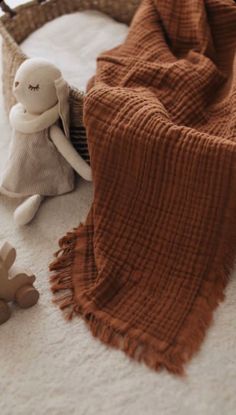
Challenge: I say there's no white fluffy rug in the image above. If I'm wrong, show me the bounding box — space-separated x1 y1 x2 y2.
0 5 236 415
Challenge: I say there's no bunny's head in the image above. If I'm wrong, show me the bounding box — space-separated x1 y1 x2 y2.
13 58 70 137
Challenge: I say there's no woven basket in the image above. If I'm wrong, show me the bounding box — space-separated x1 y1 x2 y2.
0 0 140 162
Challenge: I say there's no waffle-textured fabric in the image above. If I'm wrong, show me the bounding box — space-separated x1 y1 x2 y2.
50 0 236 374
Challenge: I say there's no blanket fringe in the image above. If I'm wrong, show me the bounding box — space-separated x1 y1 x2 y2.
50 230 78 320
49 218 235 375
50 163 236 375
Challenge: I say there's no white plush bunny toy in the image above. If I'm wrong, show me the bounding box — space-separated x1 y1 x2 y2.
0 58 92 226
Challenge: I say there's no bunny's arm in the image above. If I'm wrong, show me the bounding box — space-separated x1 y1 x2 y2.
50 124 92 181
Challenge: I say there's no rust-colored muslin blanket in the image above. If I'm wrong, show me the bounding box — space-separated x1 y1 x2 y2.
50 0 236 374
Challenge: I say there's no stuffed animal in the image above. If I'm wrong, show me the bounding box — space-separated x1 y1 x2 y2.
0 58 92 226
0 241 39 325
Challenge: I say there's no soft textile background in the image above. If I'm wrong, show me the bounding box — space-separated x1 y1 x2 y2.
21 10 128 91
0 4 236 415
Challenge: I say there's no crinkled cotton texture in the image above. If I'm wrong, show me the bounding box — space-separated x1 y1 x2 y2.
50 0 236 375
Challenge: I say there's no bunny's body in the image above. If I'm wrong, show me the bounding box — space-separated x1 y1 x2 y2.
1 125 74 197
0 58 92 225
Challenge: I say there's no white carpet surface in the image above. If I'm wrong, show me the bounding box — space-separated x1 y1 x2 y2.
0 5 236 415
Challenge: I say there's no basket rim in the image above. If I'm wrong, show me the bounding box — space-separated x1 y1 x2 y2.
0 0 39 23
0 0 91 98
0 0 139 98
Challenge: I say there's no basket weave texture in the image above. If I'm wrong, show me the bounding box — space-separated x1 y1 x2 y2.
0 0 140 162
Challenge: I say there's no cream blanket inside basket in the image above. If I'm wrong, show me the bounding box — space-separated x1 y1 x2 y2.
21 10 129 91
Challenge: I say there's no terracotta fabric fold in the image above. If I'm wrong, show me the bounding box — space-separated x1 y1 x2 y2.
50 0 236 374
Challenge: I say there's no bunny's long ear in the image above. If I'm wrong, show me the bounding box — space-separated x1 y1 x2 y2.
54 77 70 139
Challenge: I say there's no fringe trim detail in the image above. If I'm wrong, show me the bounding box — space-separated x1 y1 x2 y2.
50 230 78 320
49 223 235 376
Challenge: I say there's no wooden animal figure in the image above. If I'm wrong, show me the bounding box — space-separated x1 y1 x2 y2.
0 241 39 325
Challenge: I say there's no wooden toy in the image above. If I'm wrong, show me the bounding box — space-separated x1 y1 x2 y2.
0 242 39 325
